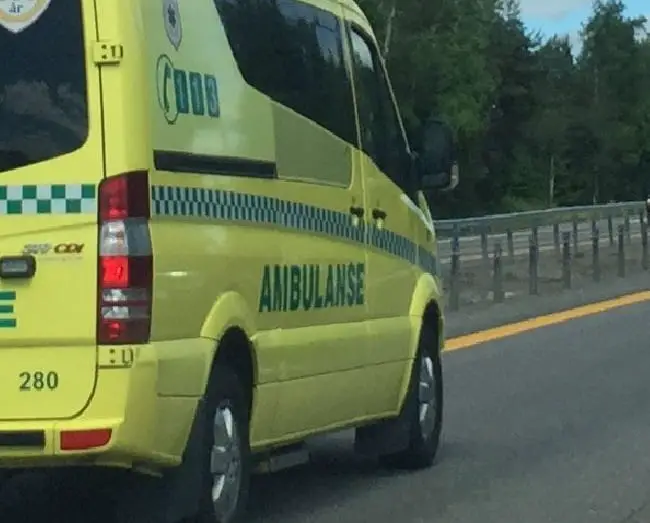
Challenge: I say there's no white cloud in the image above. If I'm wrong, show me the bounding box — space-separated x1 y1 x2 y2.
520 0 590 20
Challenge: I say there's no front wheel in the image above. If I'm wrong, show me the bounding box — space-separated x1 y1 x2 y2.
380 329 443 470
194 366 251 523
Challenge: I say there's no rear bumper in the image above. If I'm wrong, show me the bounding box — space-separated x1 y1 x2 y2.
0 344 195 472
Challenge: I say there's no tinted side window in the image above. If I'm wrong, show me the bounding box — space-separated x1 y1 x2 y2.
214 0 356 144
348 26 411 191
0 1 88 173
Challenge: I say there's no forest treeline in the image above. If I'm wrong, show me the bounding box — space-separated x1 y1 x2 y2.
357 0 650 218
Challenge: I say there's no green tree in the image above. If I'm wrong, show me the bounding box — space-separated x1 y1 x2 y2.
355 0 650 217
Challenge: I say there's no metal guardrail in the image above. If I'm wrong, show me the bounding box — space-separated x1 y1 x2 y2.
434 200 650 312
434 202 646 237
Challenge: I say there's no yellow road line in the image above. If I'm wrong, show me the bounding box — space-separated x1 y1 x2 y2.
445 290 650 352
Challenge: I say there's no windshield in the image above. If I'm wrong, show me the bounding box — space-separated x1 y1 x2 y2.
0 1 88 174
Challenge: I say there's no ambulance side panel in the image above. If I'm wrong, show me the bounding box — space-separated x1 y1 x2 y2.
141 0 392 450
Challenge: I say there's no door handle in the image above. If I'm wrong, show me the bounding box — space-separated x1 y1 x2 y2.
372 208 387 221
349 206 365 218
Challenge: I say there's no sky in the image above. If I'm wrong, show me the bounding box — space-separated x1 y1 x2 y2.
520 0 648 48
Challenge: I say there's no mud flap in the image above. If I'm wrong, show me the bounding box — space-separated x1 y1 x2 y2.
113 398 206 523
354 363 416 457
354 329 429 458
354 411 412 457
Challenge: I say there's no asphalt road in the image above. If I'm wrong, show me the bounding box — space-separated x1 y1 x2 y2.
437 216 640 263
3 298 650 522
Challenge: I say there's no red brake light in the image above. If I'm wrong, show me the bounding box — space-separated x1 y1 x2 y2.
99 171 150 221
101 256 130 288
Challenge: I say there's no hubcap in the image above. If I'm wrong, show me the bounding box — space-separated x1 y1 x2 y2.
210 404 242 521
418 355 437 440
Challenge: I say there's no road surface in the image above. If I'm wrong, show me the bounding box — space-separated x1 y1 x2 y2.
3 298 650 522
437 216 641 263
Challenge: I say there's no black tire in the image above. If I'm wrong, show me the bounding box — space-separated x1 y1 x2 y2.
194 365 251 523
379 326 443 470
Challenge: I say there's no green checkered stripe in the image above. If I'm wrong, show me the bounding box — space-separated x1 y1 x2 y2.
0 184 96 215
151 185 437 275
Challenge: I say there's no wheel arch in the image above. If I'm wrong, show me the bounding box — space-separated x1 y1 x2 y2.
421 299 444 356
386 272 445 415
210 327 256 415
409 272 445 357
200 291 259 410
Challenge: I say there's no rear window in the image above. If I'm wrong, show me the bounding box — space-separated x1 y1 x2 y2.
0 1 89 173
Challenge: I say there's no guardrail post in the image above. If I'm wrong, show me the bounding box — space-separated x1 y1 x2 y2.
643 218 649 271
608 217 614 246
617 224 626 278
553 224 560 255
492 242 504 303
572 219 579 254
481 228 489 266
592 222 600 282
507 229 514 260
624 214 631 243
562 232 571 289
528 235 538 295
449 235 460 311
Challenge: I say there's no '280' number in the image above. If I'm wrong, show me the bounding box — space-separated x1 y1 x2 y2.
19 371 59 392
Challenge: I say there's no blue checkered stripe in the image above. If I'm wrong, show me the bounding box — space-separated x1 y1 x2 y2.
151 185 437 275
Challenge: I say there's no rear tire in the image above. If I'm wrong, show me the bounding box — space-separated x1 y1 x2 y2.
194 365 251 523
379 327 443 470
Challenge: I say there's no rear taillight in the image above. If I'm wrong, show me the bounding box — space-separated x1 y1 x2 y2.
97 171 152 345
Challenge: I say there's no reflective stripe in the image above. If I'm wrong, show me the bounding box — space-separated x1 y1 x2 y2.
0 184 96 215
151 185 438 275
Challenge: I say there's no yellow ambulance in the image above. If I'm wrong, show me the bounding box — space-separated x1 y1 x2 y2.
0 0 458 521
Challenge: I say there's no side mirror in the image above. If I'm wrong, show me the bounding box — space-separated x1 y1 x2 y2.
415 118 459 192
